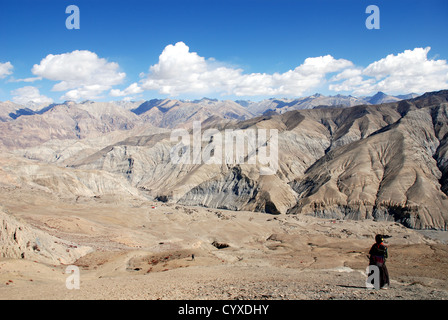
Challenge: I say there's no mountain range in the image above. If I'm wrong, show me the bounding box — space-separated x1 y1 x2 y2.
1 90 447 230
1 91 418 123
0 91 418 149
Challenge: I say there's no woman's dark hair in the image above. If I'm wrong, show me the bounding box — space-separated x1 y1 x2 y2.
375 234 383 243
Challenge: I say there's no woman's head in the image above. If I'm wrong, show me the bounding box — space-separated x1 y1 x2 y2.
375 234 383 244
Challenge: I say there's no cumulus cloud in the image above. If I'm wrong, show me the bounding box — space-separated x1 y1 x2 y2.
139 43 448 98
31 50 125 101
13 45 447 102
110 83 143 97
140 42 353 97
11 86 53 105
0 62 13 79
330 47 448 95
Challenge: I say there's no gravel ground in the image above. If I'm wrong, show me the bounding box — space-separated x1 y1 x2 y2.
1 261 447 300
1 197 447 301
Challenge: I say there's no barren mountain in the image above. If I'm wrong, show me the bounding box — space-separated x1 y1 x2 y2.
0 152 144 201
365 92 401 105
0 101 142 149
0 101 32 122
41 90 447 230
0 98 254 149
243 94 369 115
240 92 420 115
132 98 254 128
2 90 448 230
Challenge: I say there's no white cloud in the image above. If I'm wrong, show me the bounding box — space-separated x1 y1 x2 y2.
12 45 447 102
11 86 53 105
330 47 448 95
31 50 126 101
8 76 42 83
0 62 13 79
141 44 448 98
110 83 143 97
62 85 111 101
329 68 362 82
140 42 353 97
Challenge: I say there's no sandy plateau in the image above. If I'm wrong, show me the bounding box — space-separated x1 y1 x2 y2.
0 185 447 300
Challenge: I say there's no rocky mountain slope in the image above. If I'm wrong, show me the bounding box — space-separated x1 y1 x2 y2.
132 98 254 128
0 92 413 146
0 98 254 149
239 92 416 115
1 90 448 229
243 94 368 115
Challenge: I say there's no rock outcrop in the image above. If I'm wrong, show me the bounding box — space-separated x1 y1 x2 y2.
0 208 92 264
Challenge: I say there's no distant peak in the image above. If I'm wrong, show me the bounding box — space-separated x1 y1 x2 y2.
193 97 219 103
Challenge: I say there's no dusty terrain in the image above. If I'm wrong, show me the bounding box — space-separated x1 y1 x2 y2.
0 185 447 300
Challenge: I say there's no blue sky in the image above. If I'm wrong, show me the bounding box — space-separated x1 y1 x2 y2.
0 0 447 104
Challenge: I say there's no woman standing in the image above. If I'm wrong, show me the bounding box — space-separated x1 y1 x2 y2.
368 234 390 289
